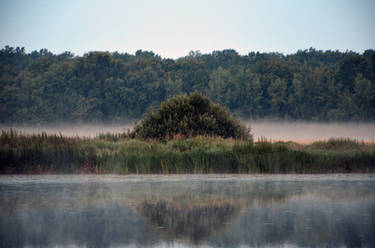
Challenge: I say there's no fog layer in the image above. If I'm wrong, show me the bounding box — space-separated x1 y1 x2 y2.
1 175 374 247
1 121 374 142
247 121 375 142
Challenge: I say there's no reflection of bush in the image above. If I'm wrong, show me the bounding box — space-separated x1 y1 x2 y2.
138 200 238 243
1 178 374 247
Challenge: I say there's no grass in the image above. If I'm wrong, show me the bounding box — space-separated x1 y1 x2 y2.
1 130 374 174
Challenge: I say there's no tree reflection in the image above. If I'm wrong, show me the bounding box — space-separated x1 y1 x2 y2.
1 176 374 247
138 200 238 244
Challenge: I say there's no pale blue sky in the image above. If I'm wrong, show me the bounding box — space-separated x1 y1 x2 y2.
1 0 374 58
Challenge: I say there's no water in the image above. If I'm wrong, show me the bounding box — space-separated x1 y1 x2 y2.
1 175 374 247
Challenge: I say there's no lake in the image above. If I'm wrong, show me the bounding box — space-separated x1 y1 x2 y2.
1 174 374 247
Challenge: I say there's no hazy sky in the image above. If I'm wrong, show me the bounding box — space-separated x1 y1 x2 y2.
0 0 374 58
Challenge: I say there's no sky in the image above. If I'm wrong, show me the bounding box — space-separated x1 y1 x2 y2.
0 0 374 59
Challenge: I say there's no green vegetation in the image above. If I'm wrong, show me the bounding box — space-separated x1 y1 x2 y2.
132 93 250 140
1 130 374 174
1 46 375 123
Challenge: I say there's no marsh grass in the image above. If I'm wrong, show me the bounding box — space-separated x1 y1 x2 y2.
1 130 374 174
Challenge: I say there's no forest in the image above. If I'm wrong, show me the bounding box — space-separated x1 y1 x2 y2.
1 46 374 123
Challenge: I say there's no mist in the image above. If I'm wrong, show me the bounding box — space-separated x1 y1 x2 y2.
0 123 134 138
247 121 375 143
1 175 374 247
1 121 374 143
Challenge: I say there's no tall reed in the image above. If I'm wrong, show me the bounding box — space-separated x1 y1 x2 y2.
1 130 374 174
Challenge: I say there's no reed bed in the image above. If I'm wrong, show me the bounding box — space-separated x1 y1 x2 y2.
1 130 374 174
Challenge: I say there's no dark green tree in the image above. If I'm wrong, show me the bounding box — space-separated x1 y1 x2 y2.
132 93 250 140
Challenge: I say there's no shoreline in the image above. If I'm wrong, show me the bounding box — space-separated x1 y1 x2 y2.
1 131 374 174
258 139 375 145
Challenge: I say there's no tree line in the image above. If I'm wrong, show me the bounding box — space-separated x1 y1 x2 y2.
0 46 374 123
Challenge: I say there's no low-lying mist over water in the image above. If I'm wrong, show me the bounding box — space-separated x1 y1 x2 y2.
1 175 374 247
248 121 375 143
0 124 134 138
2 121 375 142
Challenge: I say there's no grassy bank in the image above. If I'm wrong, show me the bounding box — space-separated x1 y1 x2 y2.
1 130 374 174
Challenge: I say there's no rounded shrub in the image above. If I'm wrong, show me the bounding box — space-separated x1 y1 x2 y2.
131 93 251 140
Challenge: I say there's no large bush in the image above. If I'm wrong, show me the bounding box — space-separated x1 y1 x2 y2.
131 93 251 140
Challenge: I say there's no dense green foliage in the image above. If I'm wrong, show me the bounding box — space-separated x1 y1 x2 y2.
1 130 374 174
132 93 250 140
1 46 375 123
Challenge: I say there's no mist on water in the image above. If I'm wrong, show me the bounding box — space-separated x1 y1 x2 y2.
247 121 375 142
1 175 374 247
1 121 375 142
0 123 134 138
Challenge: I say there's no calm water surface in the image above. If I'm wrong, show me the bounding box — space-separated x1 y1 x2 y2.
0 174 374 247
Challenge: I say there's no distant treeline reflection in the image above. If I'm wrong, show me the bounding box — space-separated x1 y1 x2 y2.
1 46 375 123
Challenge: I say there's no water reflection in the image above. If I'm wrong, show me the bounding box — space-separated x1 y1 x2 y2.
0 175 374 247
138 200 238 244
